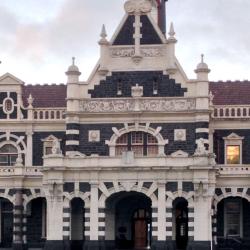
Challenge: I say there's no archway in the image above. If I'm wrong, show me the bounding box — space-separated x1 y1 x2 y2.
216 197 250 249
26 197 47 248
70 198 85 250
106 191 152 249
0 198 13 247
173 198 188 250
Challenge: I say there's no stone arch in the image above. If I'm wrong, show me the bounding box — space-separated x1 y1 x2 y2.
213 187 250 211
0 193 15 204
99 182 158 208
23 190 46 209
63 191 91 207
166 190 194 207
105 123 168 156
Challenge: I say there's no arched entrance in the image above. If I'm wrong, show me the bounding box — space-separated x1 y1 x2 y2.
106 191 152 249
70 198 85 250
26 197 47 248
0 198 13 247
173 198 188 250
216 197 250 249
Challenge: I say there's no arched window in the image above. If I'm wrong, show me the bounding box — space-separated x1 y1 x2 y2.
115 132 158 156
0 144 18 166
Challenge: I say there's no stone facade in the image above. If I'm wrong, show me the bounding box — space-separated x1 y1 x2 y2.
0 1 249 250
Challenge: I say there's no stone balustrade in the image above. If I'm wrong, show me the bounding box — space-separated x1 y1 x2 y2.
218 165 250 175
33 108 65 120
212 105 250 119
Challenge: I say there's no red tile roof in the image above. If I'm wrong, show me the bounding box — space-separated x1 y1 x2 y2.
209 81 250 105
22 84 67 108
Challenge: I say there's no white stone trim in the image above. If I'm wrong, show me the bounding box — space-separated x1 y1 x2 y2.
66 130 79 135
65 140 80 146
195 128 209 133
106 123 168 156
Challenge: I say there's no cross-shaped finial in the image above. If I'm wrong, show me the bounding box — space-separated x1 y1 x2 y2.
72 57 75 65
201 54 204 63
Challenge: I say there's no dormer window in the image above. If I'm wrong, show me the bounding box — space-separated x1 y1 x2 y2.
0 144 18 166
223 133 244 165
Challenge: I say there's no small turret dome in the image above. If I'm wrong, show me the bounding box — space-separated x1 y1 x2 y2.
195 54 210 73
66 57 81 76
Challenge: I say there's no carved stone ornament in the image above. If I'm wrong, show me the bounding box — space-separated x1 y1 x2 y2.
120 181 137 192
131 84 143 97
110 47 163 58
80 98 196 113
174 129 186 141
171 150 188 158
124 0 152 14
88 130 100 142
52 138 62 155
194 138 208 156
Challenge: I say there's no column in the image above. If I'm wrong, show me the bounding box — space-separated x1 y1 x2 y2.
26 131 33 167
44 184 64 250
13 189 25 250
65 119 80 155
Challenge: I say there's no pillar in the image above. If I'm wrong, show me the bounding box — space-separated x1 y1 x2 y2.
13 189 25 250
26 131 33 167
44 184 64 250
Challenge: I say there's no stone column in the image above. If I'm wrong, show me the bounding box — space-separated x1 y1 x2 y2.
44 184 65 250
84 182 105 250
13 189 25 250
26 131 33 167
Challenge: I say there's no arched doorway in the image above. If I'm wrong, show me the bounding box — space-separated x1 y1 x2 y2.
26 197 47 248
106 191 152 249
70 198 85 250
0 198 13 247
216 197 250 249
173 198 188 250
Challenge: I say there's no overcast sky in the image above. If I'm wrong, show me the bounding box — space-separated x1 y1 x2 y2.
0 0 249 84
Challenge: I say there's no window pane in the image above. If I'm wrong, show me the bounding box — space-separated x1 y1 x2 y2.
226 200 241 236
45 147 52 155
226 146 240 164
147 146 158 156
115 146 127 156
131 132 143 144
147 134 157 144
0 155 8 165
0 144 18 153
10 155 18 166
116 134 128 144
131 146 143 156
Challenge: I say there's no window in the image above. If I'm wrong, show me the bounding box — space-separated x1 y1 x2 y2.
226 146 240 164
115 132 158 156
0 144 18 166
224 199 242 237
223 133 244 165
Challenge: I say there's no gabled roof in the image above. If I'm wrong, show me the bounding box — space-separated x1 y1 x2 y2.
209 81 250 105
111 14 165 45
22 84 67 108
0 73 24 85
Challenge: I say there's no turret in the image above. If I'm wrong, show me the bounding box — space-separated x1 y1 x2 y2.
66 57 81 112
166 22 177 74
98 25 109 75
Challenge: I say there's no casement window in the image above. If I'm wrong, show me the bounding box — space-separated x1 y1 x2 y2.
224 199 242 237
115 132 158 156
223 133 244 165
0 144 18 166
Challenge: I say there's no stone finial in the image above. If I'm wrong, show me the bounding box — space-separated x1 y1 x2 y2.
124 0 152 15
27 94 34 108
99 24 109 45
194 138 208 156
168 22 175 37
15 154 23 167
209 91 214 106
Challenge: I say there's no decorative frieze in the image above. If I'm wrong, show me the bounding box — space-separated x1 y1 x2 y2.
110 46 164 58
80 98 196 113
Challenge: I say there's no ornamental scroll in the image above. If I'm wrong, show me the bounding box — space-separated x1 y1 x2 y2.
80 98 196 113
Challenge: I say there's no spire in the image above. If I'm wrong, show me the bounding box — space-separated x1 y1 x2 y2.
99 24 109 45
168 22 175 38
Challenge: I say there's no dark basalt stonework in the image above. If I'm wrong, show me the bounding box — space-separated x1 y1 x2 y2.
89 71 187 98
79 123 197 156
214 129 250 164
187 241 211 250
113 15 162 46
